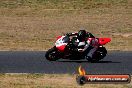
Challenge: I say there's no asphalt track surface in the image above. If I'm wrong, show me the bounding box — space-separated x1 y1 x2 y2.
0 51 132 74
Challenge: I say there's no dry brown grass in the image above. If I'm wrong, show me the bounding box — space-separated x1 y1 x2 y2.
0 0 131 51
0 74 131 88
0 1 131 88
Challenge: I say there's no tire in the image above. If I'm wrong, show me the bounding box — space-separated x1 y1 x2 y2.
97 47 107 59
91 47 107 62
86 47 107 63
45 47 60 61
86 56 100 63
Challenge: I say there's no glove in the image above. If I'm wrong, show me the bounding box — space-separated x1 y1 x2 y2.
66 33 72 37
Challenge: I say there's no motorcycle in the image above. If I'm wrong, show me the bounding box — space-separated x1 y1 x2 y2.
45 35 111 62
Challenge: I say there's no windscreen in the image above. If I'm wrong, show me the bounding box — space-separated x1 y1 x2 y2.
62 36 70 43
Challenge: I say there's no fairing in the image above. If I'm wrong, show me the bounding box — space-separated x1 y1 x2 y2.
98 38 111 45
55 36 69 52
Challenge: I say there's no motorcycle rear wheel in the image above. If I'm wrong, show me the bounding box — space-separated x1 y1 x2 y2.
45 47 60 61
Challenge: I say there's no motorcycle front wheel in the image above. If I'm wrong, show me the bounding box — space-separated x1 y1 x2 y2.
45 47 60 61
86 47 107 63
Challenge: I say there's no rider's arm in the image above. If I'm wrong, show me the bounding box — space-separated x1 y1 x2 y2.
66 32 78 37
86 32 95 38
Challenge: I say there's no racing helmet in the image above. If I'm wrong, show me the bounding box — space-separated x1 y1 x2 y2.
77 30 86 41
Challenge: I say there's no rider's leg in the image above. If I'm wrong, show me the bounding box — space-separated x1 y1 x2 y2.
86 46 98 59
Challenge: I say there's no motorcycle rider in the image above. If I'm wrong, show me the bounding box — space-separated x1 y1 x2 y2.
66 30 98 60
